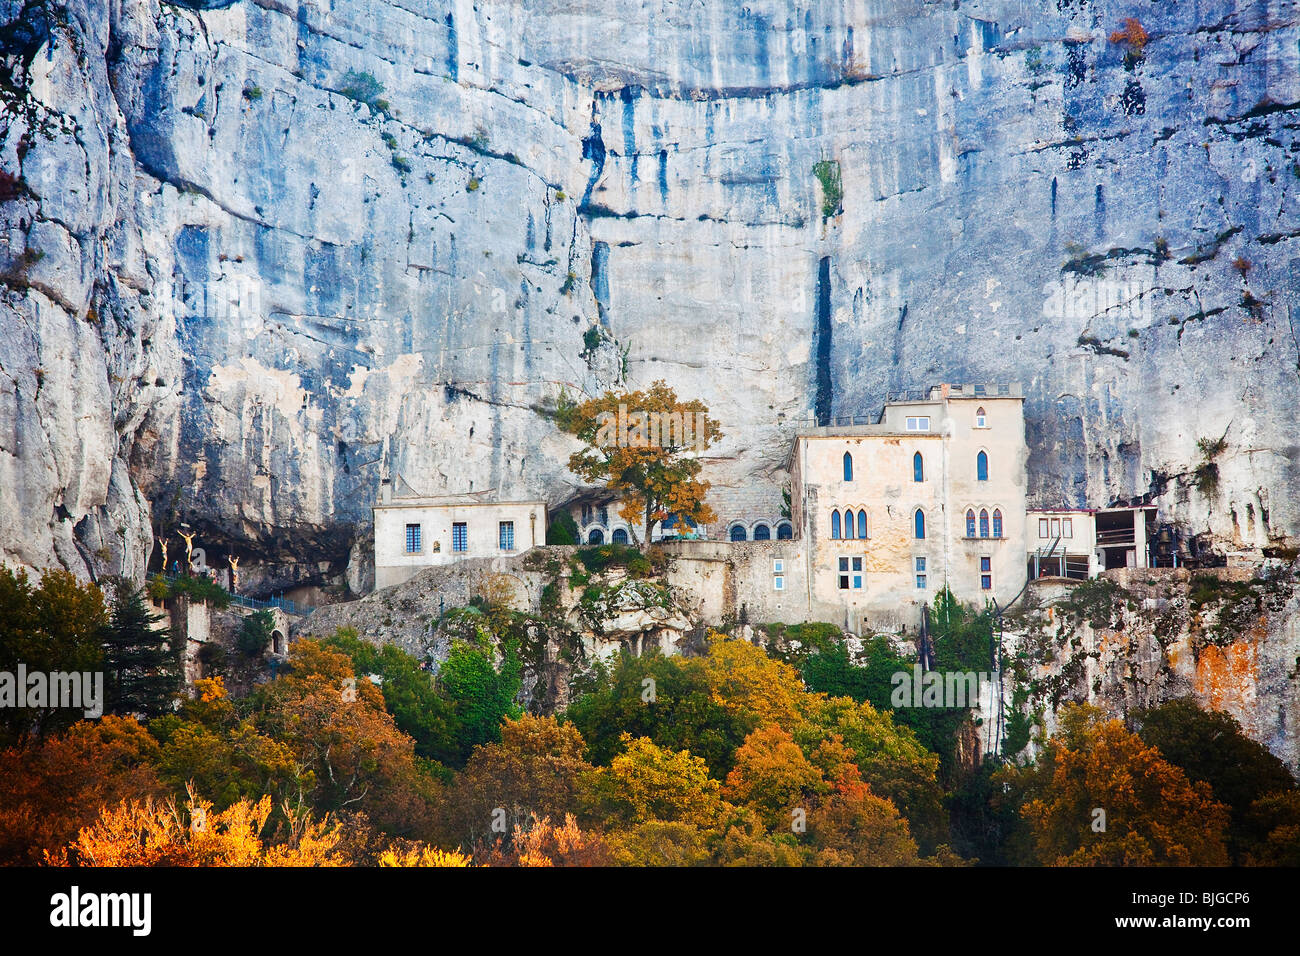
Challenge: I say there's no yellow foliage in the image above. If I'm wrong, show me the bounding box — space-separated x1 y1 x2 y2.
701 633 806 725
377 846 474 867
46 785 344 867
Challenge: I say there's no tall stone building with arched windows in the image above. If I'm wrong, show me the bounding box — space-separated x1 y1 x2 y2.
786 383 1029 632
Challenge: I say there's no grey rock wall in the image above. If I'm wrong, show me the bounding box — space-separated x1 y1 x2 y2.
2 0 1299 588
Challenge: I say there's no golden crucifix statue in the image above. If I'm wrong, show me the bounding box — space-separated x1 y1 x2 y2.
159 538 169 572
179 531 197 572
228 555 240 593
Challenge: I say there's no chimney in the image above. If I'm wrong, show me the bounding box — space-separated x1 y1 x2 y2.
380 477 392 504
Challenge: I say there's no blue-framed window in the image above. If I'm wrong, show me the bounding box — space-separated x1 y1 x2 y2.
753 523 771 541
730 524 747 541
844 509 855 540
993 509 1003 538
980 509 990 538
914 509 926 539
913 452 923 482
499 521 514 551
452 522 468 552
966 510 976 538
843 452 853 482
977 451 989 481
831 510 841 539
857 510 867 539
405 524 421 554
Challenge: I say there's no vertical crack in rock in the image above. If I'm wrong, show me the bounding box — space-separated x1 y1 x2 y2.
814 255 833 426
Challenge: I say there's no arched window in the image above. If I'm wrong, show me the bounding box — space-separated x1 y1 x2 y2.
979 509 990 538
913 452 924 482
844 509 856 539
831 510 841 540
588 528 604 544
966 509 976 538
977 450 989 481
612 528 629 544
776 522 793 540
976 406 987 428
753 523 771 541
992 509 1003 538
843 452 853 482
914 509 926 539
857 510 867 539
730 524 747 542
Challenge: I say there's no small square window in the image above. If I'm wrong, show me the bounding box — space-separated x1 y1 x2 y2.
839 557 849 572
851 557 862 572
905 416 931 432
980 556 992 572
915 556 926 572
916 574 927 589
839 575 850 590
852 575 862 589
774 575 785 591
773 559 784 574
981 575 992 590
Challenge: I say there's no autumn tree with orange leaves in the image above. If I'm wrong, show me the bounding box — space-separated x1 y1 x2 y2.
999 704 1230 866
557 381 721 543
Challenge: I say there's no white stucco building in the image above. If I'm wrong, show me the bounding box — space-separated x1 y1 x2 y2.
373 479 547 589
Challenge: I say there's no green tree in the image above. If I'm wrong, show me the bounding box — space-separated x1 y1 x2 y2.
0 567 106 743
237 610 275 656
436 638 523 766
102 578 181 717
563 649 753 776
546 510 579 545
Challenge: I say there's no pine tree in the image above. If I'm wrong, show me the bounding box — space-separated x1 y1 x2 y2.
102 578 182 718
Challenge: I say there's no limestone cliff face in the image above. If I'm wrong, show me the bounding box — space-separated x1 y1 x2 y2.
3 0 1300 587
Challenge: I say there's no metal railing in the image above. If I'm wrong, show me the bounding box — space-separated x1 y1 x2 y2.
159 573 308 616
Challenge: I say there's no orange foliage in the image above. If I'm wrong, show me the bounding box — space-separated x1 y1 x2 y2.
1109 17 1149 53
47 785 344 867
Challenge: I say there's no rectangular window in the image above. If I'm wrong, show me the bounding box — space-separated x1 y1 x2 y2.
499 521 514 551
980 556 992 590
1063 517 1073 539
773 559 784 574
1051 518 1061 538
838 556 849 590
915 557 926 572
452 522 468 552
1039 518 1050 538
916 574 927 589
404 524 421 554
905 416 931 432
774 575 785 591
851 557 863 590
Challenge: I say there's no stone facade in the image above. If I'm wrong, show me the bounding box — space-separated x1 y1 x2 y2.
789 384 1029 631
373 485 547 589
